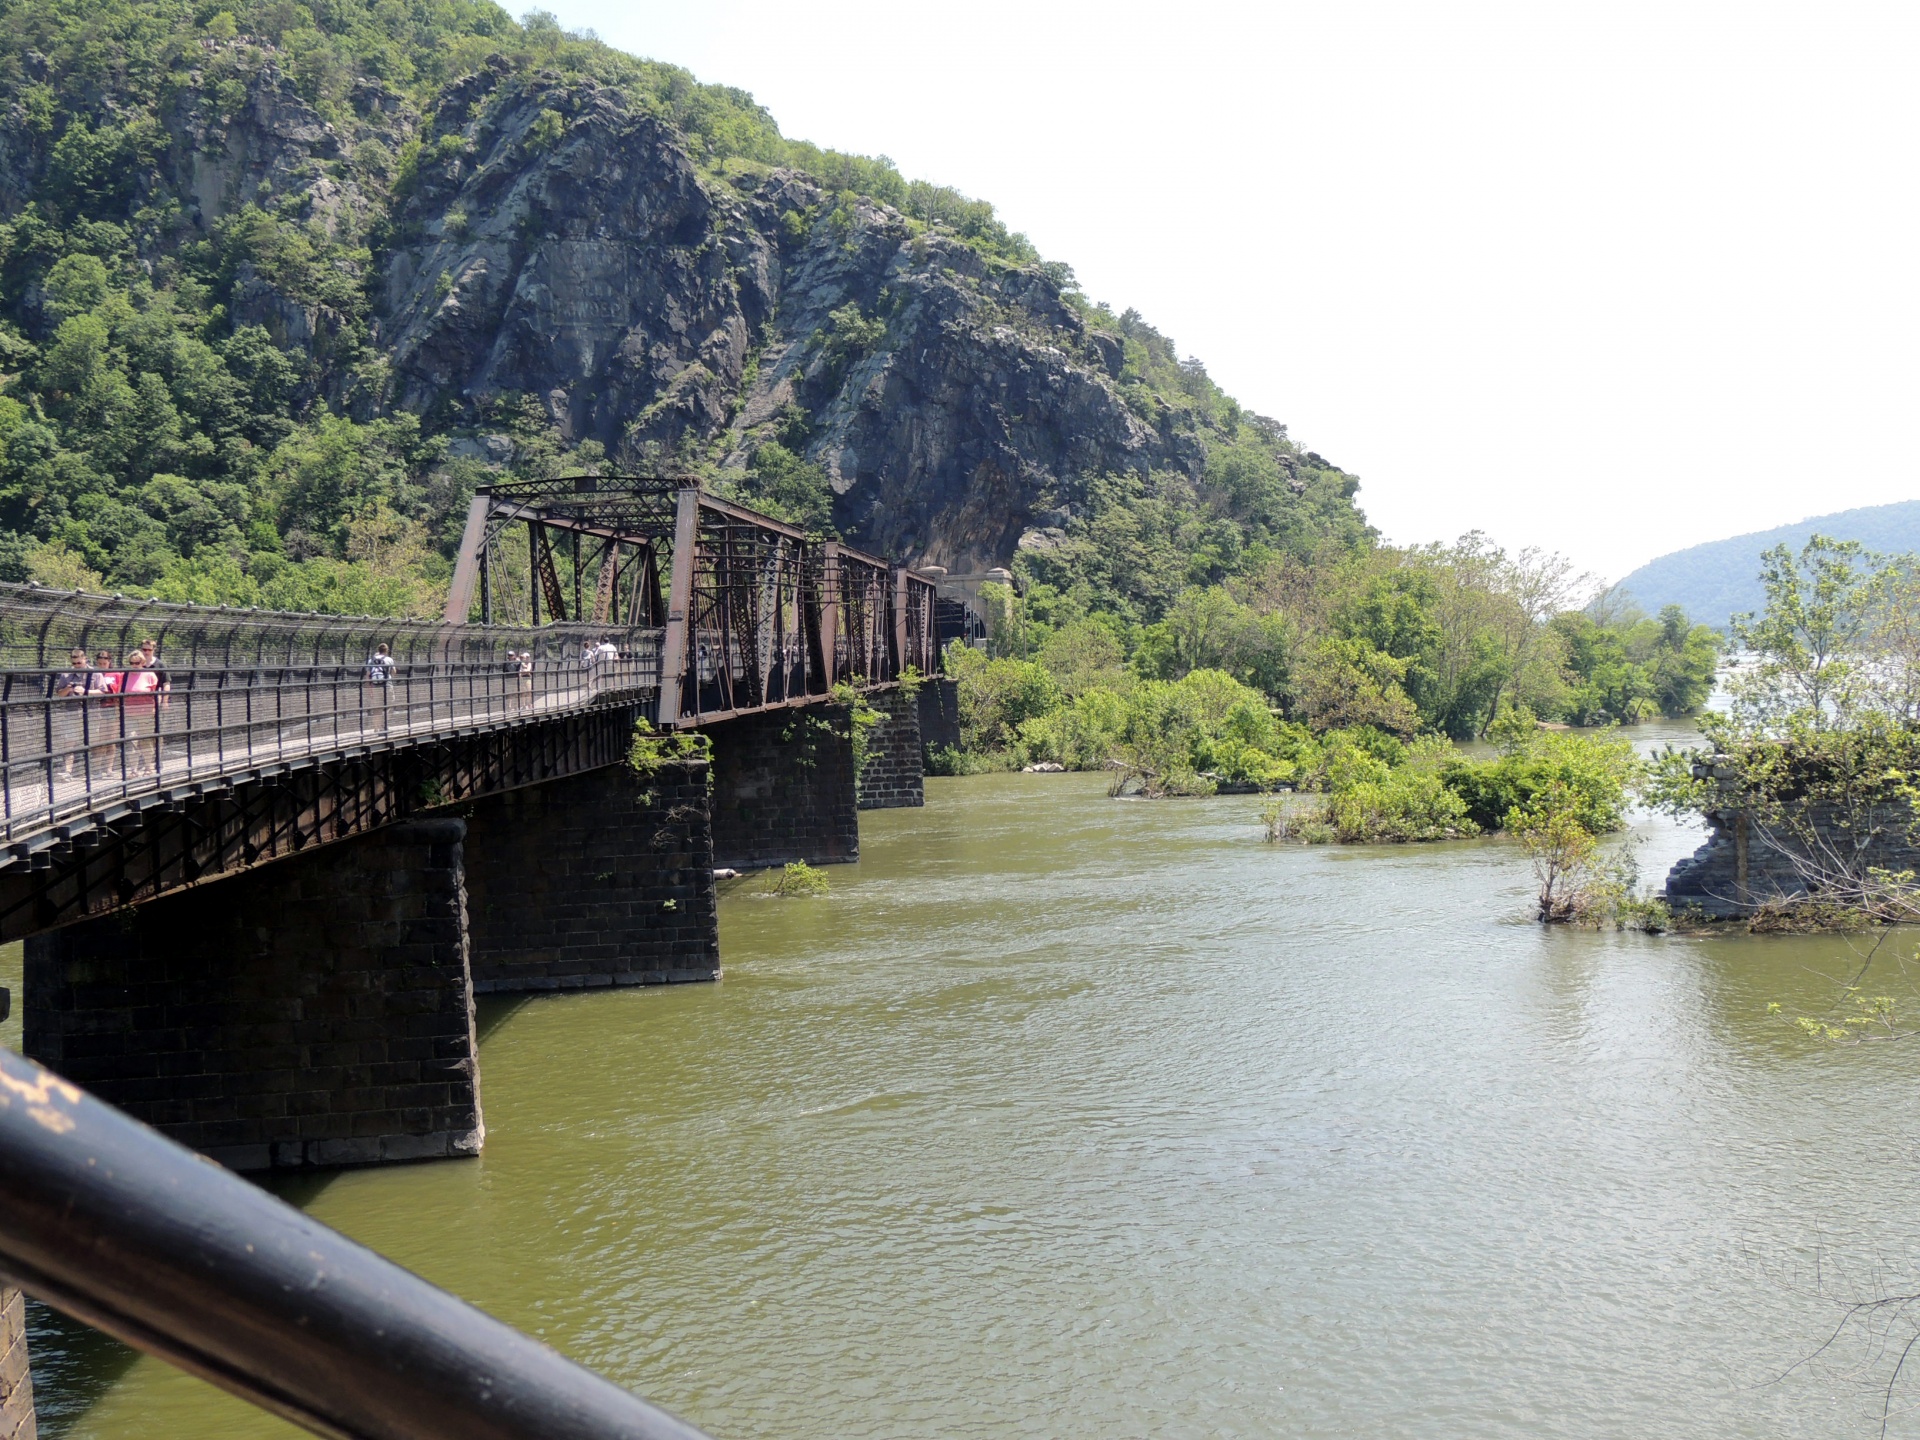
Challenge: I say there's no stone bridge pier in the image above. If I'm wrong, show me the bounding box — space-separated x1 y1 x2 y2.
706 705 862 868
857 685 926 811
19 758 721 1173
24 820 484 1172
463 762 719 992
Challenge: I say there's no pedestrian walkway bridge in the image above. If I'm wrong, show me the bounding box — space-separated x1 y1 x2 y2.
0 476 938 863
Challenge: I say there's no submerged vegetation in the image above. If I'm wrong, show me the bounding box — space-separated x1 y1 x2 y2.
767 861 830 898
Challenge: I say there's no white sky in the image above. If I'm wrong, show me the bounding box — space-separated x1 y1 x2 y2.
535 0 1918 584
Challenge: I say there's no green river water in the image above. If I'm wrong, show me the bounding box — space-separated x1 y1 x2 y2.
8 720 1920 1438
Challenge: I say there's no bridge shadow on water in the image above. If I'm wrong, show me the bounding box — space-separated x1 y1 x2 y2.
23 1302 138 1438
476 993 536 1043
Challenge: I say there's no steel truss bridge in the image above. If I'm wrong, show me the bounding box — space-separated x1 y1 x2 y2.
0 475 941 887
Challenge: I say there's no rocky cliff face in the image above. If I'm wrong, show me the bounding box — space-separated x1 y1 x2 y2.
0 25 1360 597
370 70 1206 571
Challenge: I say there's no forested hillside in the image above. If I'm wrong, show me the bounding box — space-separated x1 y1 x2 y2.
0 0 1366 621
1616 500 1920 629
0 0 1722 751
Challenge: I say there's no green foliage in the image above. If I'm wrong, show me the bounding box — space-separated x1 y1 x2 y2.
1440 727 1639 835
767 860 829 897
816 303 886 369
1105 671 1293 797
1293 635 1422 736
945 643 1063 755
1727 534 1887 733
1130 585 1292 696
1317 735 1477 843
714 443 835 534
526 107 567 150
831 680 883 776
1508 782 1607 923
925 743 990 776
628 718 712 776
1553 603 1719 724
1778 986 1912 1042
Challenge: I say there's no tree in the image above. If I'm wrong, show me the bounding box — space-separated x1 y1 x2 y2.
1509 782 1611 924
1729 534 1875 732
1293 636 1421 736
1862 556 1920 725
1478 542 1587 735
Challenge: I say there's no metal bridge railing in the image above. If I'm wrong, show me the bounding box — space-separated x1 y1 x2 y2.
0 583 664 852
0 1047 711 1440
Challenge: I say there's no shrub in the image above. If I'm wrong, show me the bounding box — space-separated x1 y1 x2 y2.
768 861 830 897
1442 728 1638 834
629 718 712 776
1324 767 1476 843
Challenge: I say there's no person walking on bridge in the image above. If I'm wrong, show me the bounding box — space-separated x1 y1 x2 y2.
364 643 394 735
51 648 89 782
119 651 161 778
85 649 121 778
138 638 171 767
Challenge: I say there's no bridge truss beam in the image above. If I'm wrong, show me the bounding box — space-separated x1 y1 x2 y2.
444 475 940 726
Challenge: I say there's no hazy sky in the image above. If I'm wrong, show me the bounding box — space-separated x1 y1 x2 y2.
537 0 1916 584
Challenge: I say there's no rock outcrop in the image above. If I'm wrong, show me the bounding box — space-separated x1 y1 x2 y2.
374 73 1213 571
0 35 1352 584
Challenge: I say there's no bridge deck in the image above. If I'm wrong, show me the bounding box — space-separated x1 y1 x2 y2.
0 580 681 856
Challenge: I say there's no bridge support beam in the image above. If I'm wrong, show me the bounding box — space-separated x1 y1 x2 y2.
706 706 859 869
857 686 925 811
23 821 482 1172
464 761 719 992
0 1285 31 1440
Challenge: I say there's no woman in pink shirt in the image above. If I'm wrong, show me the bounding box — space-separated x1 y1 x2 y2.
119 653 162 778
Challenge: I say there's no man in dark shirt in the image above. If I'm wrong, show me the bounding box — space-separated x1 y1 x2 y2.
51 648 89 780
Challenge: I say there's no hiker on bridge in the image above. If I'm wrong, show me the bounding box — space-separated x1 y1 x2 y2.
138 639 172 767
119 653 162 779
364 644 394 734
513 650 533 712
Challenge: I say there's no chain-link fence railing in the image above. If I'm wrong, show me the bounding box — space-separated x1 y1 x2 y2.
0 583 663 849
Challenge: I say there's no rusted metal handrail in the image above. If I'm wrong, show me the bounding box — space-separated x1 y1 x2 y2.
0 1047 709 1440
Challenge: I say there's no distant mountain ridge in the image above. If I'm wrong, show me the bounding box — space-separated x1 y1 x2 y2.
1614 500 1920 628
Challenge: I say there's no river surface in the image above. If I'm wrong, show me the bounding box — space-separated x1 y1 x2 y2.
10 718 1920 1438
